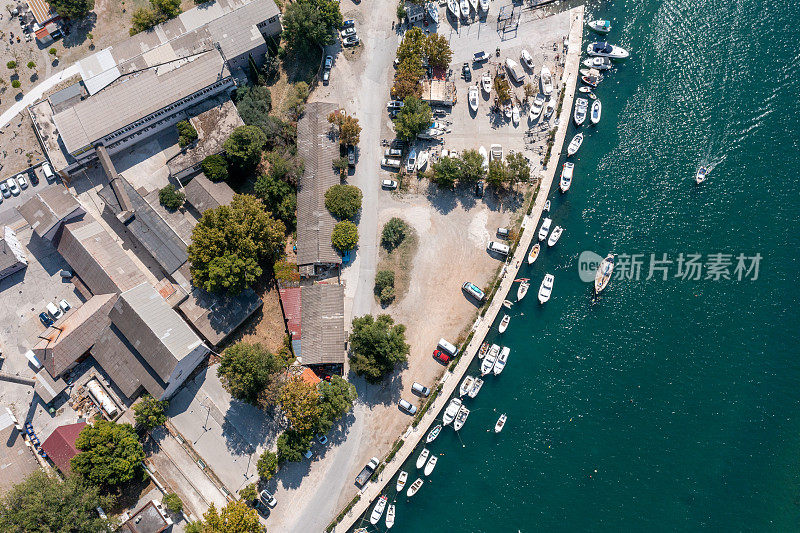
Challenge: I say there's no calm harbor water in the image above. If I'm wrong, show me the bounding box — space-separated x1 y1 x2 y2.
353 0 800 530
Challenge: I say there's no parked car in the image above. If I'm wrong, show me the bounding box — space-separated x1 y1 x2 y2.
474 181 484 197
342 19 355 28
473 51 489 63
259 489 277 508
487 241 510 256
59 269 73 278
46 301 62 320
347 146 356 167
317 434 328 445
497 227 510 238
341 27 356 38
6 178 19 196
253 499 270 518
16 174 28 189
0 181 8 198
462 62 471 82
39 312 53 327
432 349 450 364
412 382 430 397
323 69 330 85
29 170 38 185
343 35 360 47
398 399 417 415
387 100 404 110
58 299 70 313
324 55 333 69
381 179 398 189
41 162 54 182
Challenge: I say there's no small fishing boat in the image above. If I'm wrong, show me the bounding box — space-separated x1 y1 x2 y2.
580 68 603 78
479 145 489 172
443 398 462 425
588 92 598 100
547 225 563 247
574 98 588 126
407 478 424 497
459 375 475 397
512 104 520 125
479 0 488 11
495 413 507 433
447 0 459 18
498 314 510 333
696 166 708 184
481 344 499 375
529 93 545 121
538 273 554 304
427 2 439 24
567 132 583 156
386 504 395 529
583 56 613 70
590 99 602 125
544 97 555 119
560 162 574 192
426 424 442 443
481 73 492 94
586 41 630 59
527 243 540 264
370 495 388 525
468 0 477 12
517 279 530 300
453 405 470 431
520 49 534 70
581 75 601 87
594 253 615 293
355 529 368 533
538 217 552 241
424 455 438 476
416 448 429 469
587 19 612 33
406 148 417 172
468 377 484 398
396 470 408 492
478 341 489 359
502 299 512 308
469 85 479 112
578 86 594 94
459 0 469 18
493 346 509 375
540 65 553 95
544 200 551 211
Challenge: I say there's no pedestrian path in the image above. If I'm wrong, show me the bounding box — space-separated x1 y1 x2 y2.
0 63 80 129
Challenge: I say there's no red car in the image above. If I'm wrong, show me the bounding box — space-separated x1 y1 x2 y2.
432 349 450 364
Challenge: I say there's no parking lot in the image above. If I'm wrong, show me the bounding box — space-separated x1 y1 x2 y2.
0 164 56 224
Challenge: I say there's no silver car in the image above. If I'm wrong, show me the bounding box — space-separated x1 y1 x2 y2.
398 399 417 414
6 178 20 196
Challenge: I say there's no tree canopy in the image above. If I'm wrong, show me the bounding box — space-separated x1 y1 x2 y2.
279 377 321 435
188 194 286 294
177 120 198 148
71 420 145 487
394 96 432 141
49 0 94 19
223 125 266 175
430 156 462 189
486 159 510 189
201 154 228 183
348 314 410 382
381 217 408 251
133 395 169 431
506 152 531 183
218 342 283 405
277 429 312 463
130 0 181 34
331 220 359 251
392 68 422 100
325 184 362 220
327 111 362 146
282 0 342 54
158 184 185 210
459 149 485 184
315 376 357 435
423 34 453 69
257 450 279 480
254 151 301 229
374 269 395 305
188 501 262 533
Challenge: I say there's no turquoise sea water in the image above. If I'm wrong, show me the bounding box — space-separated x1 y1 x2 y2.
353 0 800 530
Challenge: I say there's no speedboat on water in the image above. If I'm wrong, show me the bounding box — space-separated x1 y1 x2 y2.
594 253 615 293
590 99 602 125
574 98 588 125
538 217 552 241
443 398 462 425
469 85 479 112
481 73 492 94
407 478 424 497
567 132 583 156
696 166 708 184
453 405 470 431
544 200 551 211
538 273 554 304
459 0 469 18
468 377 484 398
583 56 612 70
587 19 612 33
547 225 563 247
517 279 530 300
447 0 459 18
527 243 540 264
586 41 630 59
495 413 507 433
498 314 510 333
386 504 395 529
493 346 509 375
578 86 594 94
581 75 601 87
481 344 499 375
427 2 439 24
370 495 387 525
478 342 489 359
540 66 553 95
426 424 442 443
459 375 475 397
396 471 408 492
423 455 438 476
416 448 429 468
560 162 574 192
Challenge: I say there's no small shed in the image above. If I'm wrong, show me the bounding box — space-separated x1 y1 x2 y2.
41 421 87 474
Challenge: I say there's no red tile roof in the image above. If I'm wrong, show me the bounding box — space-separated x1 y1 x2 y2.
41 422 87 474
299 367 321 386
279 287 302 339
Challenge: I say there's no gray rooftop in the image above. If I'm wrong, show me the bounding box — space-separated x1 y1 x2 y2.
0 226 27 279
17 184 85 240
183 173 235 214
296 102 342 267
300 284 345 365
92 324 167 400
178 282 262 346
0 409 40 496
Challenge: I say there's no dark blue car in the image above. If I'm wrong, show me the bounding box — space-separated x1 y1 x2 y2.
39 312 53 327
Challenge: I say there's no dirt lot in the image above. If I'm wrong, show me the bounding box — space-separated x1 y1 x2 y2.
221 280 288 354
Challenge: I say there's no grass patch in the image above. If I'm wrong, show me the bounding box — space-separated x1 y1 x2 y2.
375 221 418 306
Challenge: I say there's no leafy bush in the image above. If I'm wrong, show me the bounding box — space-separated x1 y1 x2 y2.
257 450 279 480
158 184 185 210
374 270 395 304
163 493 183 514
394 96 432 140
130 0 182 34
133 395 169 431
273 260 301 282
381 218 408 250
223 125 266 174
324 184 362 220
277 430 312 463
331 220 358 251
282 0 342 54
11 80 21 89
176 120 198 148
201 154 228 182
71 420 144 486
218 342 283 405
238 483 257 503
253 151 300 228
50 0 94 19
348 314 409 382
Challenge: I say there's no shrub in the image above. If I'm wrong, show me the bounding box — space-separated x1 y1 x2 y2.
381 218 407 250
6 61 17 69
331 220 358 251
11 80 21 89
27 61 36 69
133 395 169 431
324 184 362 220
348 314 409 383
257 450 279 480
176 120 198 148
201 154 228 182
238 483 257 503
159 184 185 210
163 493 183 514
273 260 301 282
374 270 395 304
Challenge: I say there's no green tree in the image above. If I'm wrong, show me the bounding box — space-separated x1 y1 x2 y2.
223 125 266 174
331 220 358 251
397 27 425 67
327 111 361 146
392 68 422 100
133 395 169 431
239 483 257 503
506 151 531 183
0 471 113 532
396 1 405 20
333 156 349 174
282 0 342 54
254 164 297 229
49 48 57 56
71 420 145 487
315 376 357 435
202 154 228 182
191 501 262 533
7 61 17 71
218 342 282 405
188 194 286 294
423 34 452 69
324 184 362 219
26 61 36 69
459 149 485 184
257 450 279 480
374 269 395 304
11 80 21 89
234 85 272 133
486 159 510 189
130 6 159 33
279 377 321 435
381 217 407 250
158 184 185 210
348 314 409 383
49 0 94 18
430 155 460 189
163 493 183 514
177 120 198 148
277 430 312 463
394 96 432 141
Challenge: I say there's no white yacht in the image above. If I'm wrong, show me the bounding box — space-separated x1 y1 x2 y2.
567 132 584 156
469 85 479 112
459 375 475 397
416 448 429 469
453 405 470 431
544 200 551 211
494 413 507 433
521 49 534 70
468 377 484 398
590 99 602 125
574 98 588 126
586 41 630 59
459 0 469 18
544 97 555 119
498 314 510 333
406 148 417 172
538 274 554 304
547 225 563 247
594 253 615 293
512 104 520 125
517 279 530 300
386 504 395 529
481 344 499 375
529 93 545 121
481 73 492 94
426 424 442 443
560 162 574 192
424 455 438 476
370 495 388 525
538 217 552 241
493 346 510 375
540 66 553 95
442 398 462 425
527 243 540 264
587 19 612 33
583 56 612 70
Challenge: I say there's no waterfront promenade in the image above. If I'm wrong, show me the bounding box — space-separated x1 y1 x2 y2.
333 5 584 530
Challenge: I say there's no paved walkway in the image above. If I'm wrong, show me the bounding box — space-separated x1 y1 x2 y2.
0 63 79 128
332 5 585 531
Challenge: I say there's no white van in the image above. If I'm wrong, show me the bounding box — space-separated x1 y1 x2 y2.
42 162 54 181
46 301 63 320
462 282 486 302
412 382 430 397
438 338 458 357
487 241 510 256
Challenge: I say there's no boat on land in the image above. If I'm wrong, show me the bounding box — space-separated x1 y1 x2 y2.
370 495 388 525
512 104 520 125
544 200 550 211
587 19 612 33
416 448 429 468
696 166 708 184
478 342 489 358
517 279 530 300
481 344 499 375
560 162 574 192
407 478 424 497
447 0 459 18
406 148 417 172
547 225 563 247
587 41 630 59
459 0 469 18
498 314 510 333
396 471 408 492
479 145 489 171
529 93 545 121
567 132 584 156
468 377 484 398
426 424 442 443
453 405 470 431
427 3 439 24
469 85 479 112
479 0 488 11
468 0 477 12
460 375 475 397
527 243 541 264
594 254 615 293
493 346 509 375
538 217 552 241
574 98 588 126
520 49 534 70
504 103 512 119
386 504 395 529
544 97 555 119
495 413 507 433
540 66 553 95
416 151 428 170
424 455 438 476
481 73 492 94
538 274 554 304
583 56 612 70
443 398 462 425
590 99 602 125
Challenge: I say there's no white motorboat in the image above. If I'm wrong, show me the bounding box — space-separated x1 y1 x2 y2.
447 0 459 18
490 144 502 161
416 448 429 469
587 19 612 33
504 103 512 119
481 344 499 375
459 375 475 397
442 398 462 425
386 504 395 529
544 97 555 119
696 166 708 184
396 471 408 492
416 150 428 170
481 73 492 94
406 148 417 172
479 145 489 172
540 66 553 95
503 299 512 308
370 495 387 525
527 243 540 264
424 455 438 476
426 424 442 443
580 68 603 77
407 478 424 497
583 56 613 70
547 225 563 247
459 0 469 18
493 346 509 375
560 162 574 192
469 85 479 112
578 86 594 94
520 49 534 70
517 279 530 300
590 99 602 125
427 2 439 24
479 0 488 11
567 132 583 156
529 93 545 121
512 104 520 125
574 98 588 126
538 217 552 241
538 273 554 304
594 253 615 293
453 405 470 431
544 200 551 211
586 41 630 59
468 377 484 398
468 0 477 12
505 58 523 82
494 413 507 433
498 314 510 333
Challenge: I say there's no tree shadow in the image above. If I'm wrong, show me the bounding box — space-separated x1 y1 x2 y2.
424 180 457 215
60 15 98 49
220 398 280 457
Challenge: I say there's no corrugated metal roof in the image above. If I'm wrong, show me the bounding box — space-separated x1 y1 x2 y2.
28 0 57 25
208 0 275 59
299 284 345 365
177 285 262 346
184 173 235 213
92 324 167 399
16 184 85 240
279 287 301 339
